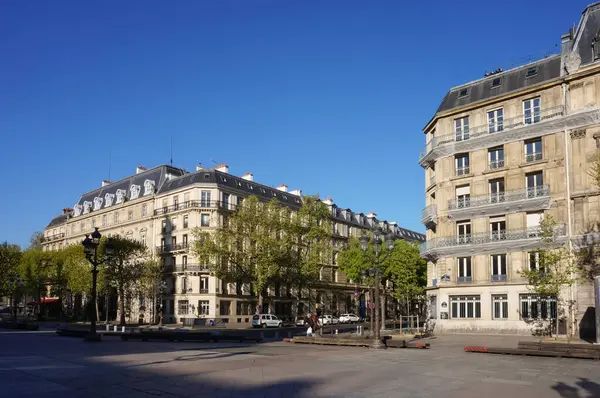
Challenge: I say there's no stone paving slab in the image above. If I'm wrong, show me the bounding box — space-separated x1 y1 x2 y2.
0 332 599 397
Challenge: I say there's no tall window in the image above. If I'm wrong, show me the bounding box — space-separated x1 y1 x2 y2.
450 296 481 319
525 138 542 163
171 236 177 247
222 193 230 208
183 234 188 246
177 300 189 315
183 215 189 229
526 171 544 198
455 154 470 176
128 210 133 220
492 295 508 320
529 252 544 273
457 221 471 244
456 185 470 208
455 116 470 141
182 255 188 266
457 257 472 283
141 204 147 217
489 178 505 203
220 300 231 316
526 212 544 238
488 108 504 133
520 294 556 320
161 220 167 233
140 233 146 247
102 215 107 227
181 276 188 293
172 217 178 231
198 300 210 315
173 196 179 209
162 199 168 213
200 277 209 293
491 254 507 281
523 97 541 124
488 147 504 169
201 191 211 207
201 214 210 227
490 216 506 241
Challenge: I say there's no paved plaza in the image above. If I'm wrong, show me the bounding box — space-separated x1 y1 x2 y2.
0 331 598 398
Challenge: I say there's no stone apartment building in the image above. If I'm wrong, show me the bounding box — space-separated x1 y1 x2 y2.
420 2 600 335
43 163 424 325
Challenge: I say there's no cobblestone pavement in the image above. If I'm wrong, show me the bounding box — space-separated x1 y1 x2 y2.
0 331 598 398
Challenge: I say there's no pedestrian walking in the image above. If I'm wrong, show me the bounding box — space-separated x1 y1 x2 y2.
306 313 314 336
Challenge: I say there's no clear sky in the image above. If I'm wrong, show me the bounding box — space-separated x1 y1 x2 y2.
0 0 593 248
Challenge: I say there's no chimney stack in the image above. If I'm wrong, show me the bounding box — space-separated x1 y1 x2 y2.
290 189 302 196
196 164 203 171
366 211 377 219
215 163 229 173
136 165 147 174
102 180 112 187
62 208 73 215
242 172 254 181
322 197 334 206
277 184 288 192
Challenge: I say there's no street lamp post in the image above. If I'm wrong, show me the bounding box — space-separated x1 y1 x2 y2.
9 275 24 322
157 281 167 327
82 228 114 342
359 227 395 349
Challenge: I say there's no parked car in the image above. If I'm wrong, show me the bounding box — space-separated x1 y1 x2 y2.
296 318 306 326
318 315 339 325
252 314 283 328
339 314 361 323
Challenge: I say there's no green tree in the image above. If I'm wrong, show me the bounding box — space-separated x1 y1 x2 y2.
138 257 164 323
193 195 332 313
101 237 147 326
28 232 44 251
0 242 22 298
518 214 576 338
18 249 54 317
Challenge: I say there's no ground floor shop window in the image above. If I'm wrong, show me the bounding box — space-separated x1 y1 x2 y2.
450 295 481 319
177 300 189 315
220 300 231 316
236 301 254 315
492 295 508 320
198 300 210 316
520 294 556 320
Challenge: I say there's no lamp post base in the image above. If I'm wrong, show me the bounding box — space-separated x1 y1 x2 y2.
84 332 102 342
370 339 386 350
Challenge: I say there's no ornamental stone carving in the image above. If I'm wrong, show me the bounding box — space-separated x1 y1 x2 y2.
93 197 103 211
73 205 83 217
143 179 156 196
570 129 586 139
130 184 141 200
116 189 126 204
83 201 92 214
105 193 115 207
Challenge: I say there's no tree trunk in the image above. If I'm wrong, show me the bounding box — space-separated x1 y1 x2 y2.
119 285 126 326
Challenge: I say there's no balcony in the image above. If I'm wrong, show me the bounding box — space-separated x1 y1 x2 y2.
43 233 65 243
419 106 600 167
491 274 507 282
156 242 189 254
420 225 566 260
488 159 505 170
455 166 470 177
421 204 438 228
165 263 210 273
457 276 472 284
154 200 237 216
447 185 551 220
524 151 543 163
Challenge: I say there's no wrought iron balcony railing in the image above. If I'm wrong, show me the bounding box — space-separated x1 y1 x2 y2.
156 242 189 254
420 224 566 258
154 200 237 216
165 263 210 273
43 233 65 242
456 166 470 176
420 106 564 161
525 152 543 163
448 185 550 211
457 276 472 283
491 274 507 282
489 159 505 169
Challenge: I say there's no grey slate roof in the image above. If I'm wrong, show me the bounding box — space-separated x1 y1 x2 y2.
571 2 600 66
46 214 68 229
435 55 561 114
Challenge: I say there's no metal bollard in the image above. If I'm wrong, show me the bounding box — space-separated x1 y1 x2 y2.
121 326 125 333
105 324 109 331
113 325 117 332
335 329 338 335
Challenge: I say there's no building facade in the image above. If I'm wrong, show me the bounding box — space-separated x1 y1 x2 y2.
420 2 600 335
43 163 424 325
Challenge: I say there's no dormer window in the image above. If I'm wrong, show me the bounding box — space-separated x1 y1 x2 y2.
491 77 501 88
593 31 600 60
526 67 537 78
458 88 469 98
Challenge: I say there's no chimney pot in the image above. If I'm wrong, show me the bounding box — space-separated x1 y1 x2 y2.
102 180 112 187
277 184 288 192
136 165 147 174
215 164 229 173
242 172 254 182
290 189 302 196
196 164 203 171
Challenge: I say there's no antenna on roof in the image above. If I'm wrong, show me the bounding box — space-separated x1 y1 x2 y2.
210 158 218 165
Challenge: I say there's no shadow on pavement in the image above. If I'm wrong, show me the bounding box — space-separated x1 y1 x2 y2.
552 378 600 398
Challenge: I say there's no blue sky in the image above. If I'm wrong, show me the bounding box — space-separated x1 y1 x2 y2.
0 0 592 248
